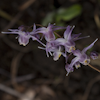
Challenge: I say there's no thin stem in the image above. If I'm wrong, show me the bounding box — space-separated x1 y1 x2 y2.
88 63 100 73
36 24 44 27
54 32 61 38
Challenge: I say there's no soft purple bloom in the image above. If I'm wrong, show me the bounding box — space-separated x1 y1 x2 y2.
65 39 98 75
55 26 89 53
38 41 56 57
2 25 31 46
2 24 45 46
38 42 66 59
90 51 98 60
36 23 66 42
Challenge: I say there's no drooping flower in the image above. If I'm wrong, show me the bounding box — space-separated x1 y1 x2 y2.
36 23 66 42
55 25 89 53
52 46 66 61
65 38 98 76
2 24 45 46
2 25 32 46
38 41 66 59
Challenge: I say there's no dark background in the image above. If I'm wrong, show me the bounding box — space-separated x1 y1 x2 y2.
0 0 100 100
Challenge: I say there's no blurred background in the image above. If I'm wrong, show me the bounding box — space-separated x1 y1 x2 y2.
0 0 100 100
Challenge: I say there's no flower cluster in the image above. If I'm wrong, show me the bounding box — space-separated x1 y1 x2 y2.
2 23 99 76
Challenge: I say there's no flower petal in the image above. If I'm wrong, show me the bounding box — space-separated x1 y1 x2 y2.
72 49 81 57
18 35 29 46
64 26 71 39
55 38 66 45
67 26 75 41
82 38 98 53
65 57 79 76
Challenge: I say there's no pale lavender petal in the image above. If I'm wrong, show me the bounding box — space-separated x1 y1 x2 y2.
8 29 19 32
82 38 98 53
46 49 49 57
67 26 75 41
53 46 63 61
35 38 46 47
49 51 52 56
72 33 82 39
74 35 90 41
65 57 79 76
65 64 74 76
18 25 26 31
2 31 18 34
45 31 55 42
18 35 29 46
78 53 90 65
36 27 46 33
65 40 75 53
55 38 66 45
38 46 46 50
72 49 81 56
53 26 66 31
53 52 60 61
64 25 71 39
69 57 79 67
33 23 36 30
36 25 55 42
62 52 67 58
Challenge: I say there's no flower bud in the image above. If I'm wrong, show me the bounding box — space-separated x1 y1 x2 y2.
90 51 98 60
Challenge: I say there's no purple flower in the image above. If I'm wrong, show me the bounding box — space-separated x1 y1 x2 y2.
2 24 45 46
38 41 56 57
90 51 98 60
36 23 66 42
55 26 89 53
2 25 31 46
55 26 75 53
38 41 66 59
65 39 98 76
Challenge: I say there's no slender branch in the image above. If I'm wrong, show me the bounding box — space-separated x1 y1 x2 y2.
36 24 44 27
54 32 61 38
88 63 100 73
